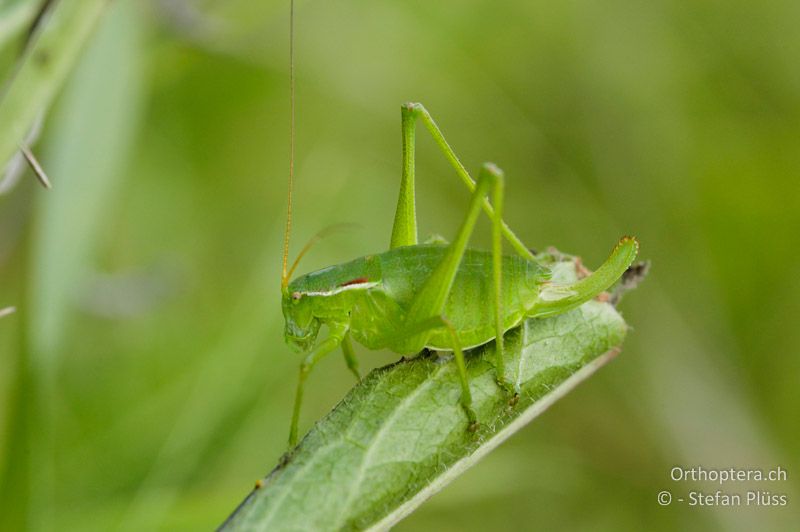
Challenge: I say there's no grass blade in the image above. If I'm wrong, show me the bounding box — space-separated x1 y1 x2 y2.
219 257 632 531
0 0 112 171
0 2 143 530
0 1 37 53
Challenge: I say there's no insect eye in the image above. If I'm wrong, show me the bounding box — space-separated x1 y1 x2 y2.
291 291 302 301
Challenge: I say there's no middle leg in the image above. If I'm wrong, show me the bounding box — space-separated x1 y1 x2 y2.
341 332 361 381
397 164 511 419
384 315 478 429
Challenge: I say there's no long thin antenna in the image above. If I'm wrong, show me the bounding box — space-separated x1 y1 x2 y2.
281 0 296 289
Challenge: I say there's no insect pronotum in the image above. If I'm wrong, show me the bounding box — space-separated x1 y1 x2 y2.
280 1 638 448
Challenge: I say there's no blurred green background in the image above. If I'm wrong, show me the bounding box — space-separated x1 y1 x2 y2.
1 0 798 530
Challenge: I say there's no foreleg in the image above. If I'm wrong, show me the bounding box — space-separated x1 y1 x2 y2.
288 323 348 448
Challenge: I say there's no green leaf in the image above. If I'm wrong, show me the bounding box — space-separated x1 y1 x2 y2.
219 258 632 531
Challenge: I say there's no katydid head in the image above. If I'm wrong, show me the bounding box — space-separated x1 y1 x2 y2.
282 290 321 353
281 225 360 353
281 254 370 353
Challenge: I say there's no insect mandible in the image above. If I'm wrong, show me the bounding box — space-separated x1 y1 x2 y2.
280 2 638 448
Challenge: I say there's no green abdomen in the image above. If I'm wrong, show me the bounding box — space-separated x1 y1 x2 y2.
290 245 549 352
385 246 546 349
349 245 548 350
